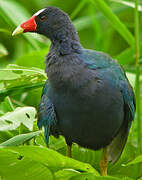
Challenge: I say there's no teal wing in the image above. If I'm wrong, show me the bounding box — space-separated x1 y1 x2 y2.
37 80 58 146
81 49 136 121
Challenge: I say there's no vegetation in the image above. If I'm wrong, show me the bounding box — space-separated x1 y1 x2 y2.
0 0 142 179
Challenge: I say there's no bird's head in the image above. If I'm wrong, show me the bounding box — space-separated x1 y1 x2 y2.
12 7 79 42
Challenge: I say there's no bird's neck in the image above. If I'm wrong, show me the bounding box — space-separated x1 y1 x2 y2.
50 39 82 56
44 39 85 91
48 25 82 55
45 39 82 72
45 28 83 90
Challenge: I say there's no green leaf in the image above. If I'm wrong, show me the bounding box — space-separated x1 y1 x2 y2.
126 73 135 88
69 173 121 180
0 82 44 100
0 64 46 81
57 170 130 180
49 136 66 151
116 47 135 65
56 170 126 180
0 107 36 131
0 97 14 115
111 0 142 11
89 0 135 47
55 169 81 180
5 146 100 175
0 64 46 99
125 155 142 166
0 131 13 144
0 131 40 147
16 48 49 69
0 28 11 34
116 43 142 66
0 44 8 57
108 142 140 179
0 149 53 180
72 144 101 169
0 131 41 147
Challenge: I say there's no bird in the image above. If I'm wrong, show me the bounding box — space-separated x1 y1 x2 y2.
12 6 136 176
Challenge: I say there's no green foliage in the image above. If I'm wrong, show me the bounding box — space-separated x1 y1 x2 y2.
0 0 142 179
0 44 8 57
0 131 41 146
0 64 46 100
111 0 142 11
90 0 135 47
0 106 36 131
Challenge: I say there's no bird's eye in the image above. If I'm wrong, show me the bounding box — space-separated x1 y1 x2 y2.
40 16 46 22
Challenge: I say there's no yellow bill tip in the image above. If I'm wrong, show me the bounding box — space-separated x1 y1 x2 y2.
12 26 24 36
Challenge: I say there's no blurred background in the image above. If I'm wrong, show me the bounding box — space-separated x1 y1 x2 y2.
0 0 142 179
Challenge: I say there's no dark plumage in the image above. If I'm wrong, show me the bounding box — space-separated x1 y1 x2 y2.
13 6 136 175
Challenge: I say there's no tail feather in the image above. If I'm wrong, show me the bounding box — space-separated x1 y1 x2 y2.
108 99 133 164
108 123 129 164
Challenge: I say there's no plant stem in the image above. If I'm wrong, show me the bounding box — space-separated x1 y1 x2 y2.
89 0 135 47
5 96 15 111
89 5 102 50
135 0 142 153
70 0 87 20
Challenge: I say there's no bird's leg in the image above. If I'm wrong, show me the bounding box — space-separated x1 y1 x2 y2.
100 146 108 176
66 144 72 157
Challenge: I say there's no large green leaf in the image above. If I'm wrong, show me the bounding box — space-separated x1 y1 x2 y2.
0 149 53 180
0 107 36 131
89 0 135 47
0 131 41 146
5 146 100 175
